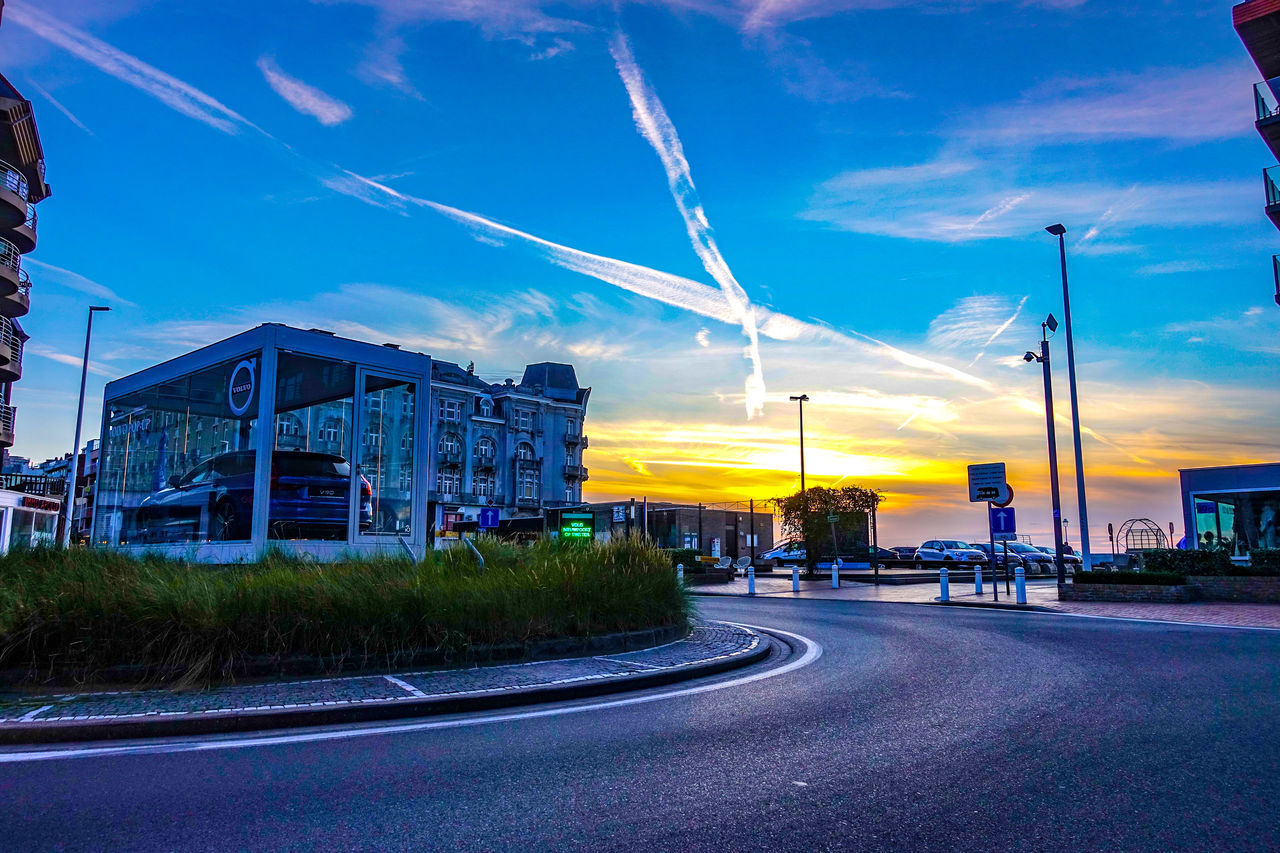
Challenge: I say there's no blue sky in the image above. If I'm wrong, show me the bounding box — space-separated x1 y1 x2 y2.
3 0 1278 548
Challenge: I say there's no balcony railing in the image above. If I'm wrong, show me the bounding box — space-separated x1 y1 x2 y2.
0 160 28 201
0 473 63 496
1257 80 1280 122
1274 255 1280 307
563 464 588 481
0 237 21 275
1265 166 1280 208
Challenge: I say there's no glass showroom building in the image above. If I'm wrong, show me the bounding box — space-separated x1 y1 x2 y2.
1180 463 1280 557
93 325 433 561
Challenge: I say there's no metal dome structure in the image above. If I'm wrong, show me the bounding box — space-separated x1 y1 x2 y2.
1117 518 1167 553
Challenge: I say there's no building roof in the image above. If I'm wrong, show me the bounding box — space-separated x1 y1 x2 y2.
519 362 584 402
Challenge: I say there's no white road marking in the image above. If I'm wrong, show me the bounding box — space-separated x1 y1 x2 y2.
383 675 429 698
0 623 820 764
17 705 52 723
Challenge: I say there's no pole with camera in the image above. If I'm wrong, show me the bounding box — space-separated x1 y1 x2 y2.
1023 314 1068 584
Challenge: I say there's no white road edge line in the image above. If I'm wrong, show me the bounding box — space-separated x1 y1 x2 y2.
383 675 429 698
17 705 52 723
0 623 821 764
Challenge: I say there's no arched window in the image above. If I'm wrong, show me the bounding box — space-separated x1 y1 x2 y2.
479 398 493 418
475 436 496 459
439 433 461 455
516 442 535 462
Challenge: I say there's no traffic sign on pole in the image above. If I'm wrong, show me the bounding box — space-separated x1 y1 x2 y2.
989 505 1017 541
479 507 500 529
968 463 1010 504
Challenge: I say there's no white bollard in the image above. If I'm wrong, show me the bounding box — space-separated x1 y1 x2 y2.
677 564 684 584
831 559 840 589
1015 566 1027 604
974 564 983 595
791 566 800 592
748 564 756 595
939 566 950 601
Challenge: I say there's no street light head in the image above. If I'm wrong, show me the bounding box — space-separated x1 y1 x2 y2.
1045 223 1066 236
89 305 111 312
789 394 809 402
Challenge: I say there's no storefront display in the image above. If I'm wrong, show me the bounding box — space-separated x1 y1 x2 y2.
1180 463 1280 557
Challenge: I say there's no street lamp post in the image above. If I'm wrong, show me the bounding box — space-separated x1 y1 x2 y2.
1045 224 1092 570
62 305 110 548
789 394 811 573
1024 315 1068 584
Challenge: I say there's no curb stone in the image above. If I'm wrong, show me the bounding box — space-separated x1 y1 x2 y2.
0 623 769 745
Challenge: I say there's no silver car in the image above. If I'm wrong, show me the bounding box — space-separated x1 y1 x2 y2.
915 539 988 565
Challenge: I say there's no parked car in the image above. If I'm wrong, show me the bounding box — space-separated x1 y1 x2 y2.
136 449 372 542
761 539 806 567
971 542 1025 568
889 546 919 560
914 539 987 565
1035 546 1084 566
1003 542 1055 569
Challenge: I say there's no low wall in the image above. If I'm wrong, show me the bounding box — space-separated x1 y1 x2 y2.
1059 583 1199 603
1188 575 1280 603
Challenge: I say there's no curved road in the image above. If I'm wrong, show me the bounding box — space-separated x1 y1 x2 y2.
4 598 1279 851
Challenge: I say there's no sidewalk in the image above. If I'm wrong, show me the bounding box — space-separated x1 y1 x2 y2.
0 622 765 744
697 574 1280 629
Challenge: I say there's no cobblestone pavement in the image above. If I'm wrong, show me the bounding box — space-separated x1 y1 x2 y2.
0 622 759 725
697 574 1280 629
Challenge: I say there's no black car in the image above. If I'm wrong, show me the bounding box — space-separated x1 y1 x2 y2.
136 450 372 542
971 542 1025 568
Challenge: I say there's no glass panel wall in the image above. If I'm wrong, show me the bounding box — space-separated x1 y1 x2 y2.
12 508 58 548
268 352 357 541
1192 490 1280 555
360 375 415 535
94 353 261 545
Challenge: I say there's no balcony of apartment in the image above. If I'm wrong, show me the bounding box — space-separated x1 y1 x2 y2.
1237 0 1280 80
1256 80 1280 159
515 494 540 508
563 464 589 482
1265 166 1280 230
0 471 63 497
473 456 496 472
0 266 30 319
0 204 35 255
1274 255 1280 307
0 403 15 448
0 316 22 382
437 450 463 467
0 161 28 232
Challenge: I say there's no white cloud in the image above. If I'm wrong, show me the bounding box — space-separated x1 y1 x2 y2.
7 2 256 135
256 57 353 126
23 259 136 306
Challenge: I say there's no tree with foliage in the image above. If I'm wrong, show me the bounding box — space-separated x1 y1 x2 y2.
771 485 884 572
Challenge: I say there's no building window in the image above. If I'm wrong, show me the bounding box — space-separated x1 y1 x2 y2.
564 486 575 502
439 432 461 455
566 447 576 466
402 397 414 418
320 419 342 445
440 399 462 422
516 442 535 462
566 418 578 437
400 431 413 452
518 468 538 500
516 409 534 431
479 398 493 418
437 469 461 495
475 436 496 459
474 471 495 498
399 462 413 492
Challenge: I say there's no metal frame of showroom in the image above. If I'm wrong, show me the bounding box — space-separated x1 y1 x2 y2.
92 324 433 563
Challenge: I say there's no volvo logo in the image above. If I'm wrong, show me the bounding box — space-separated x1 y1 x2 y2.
228 358 256 417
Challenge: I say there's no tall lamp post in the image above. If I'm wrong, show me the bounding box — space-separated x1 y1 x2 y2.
789 394 810 573
1045 224 1092 570
62 305 110 548
1024 314 1068 584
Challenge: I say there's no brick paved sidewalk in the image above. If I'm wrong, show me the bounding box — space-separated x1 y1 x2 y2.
0 622 763 742
699 575 1280 629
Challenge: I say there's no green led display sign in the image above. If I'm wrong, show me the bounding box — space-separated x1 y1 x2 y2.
559 512 595 539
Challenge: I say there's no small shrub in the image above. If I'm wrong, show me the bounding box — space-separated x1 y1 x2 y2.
1142 549 1232 577
1074 570 1186 586
1249 549 1280 576
663 548 701 568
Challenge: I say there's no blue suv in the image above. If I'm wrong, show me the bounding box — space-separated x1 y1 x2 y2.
136 450 372 542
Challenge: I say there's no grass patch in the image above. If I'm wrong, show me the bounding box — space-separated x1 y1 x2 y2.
0 537 689 687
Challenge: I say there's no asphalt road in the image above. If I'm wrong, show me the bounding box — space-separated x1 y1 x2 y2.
4 599 1279 852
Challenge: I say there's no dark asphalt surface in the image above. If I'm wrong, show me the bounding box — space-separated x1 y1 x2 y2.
4 599 1279 852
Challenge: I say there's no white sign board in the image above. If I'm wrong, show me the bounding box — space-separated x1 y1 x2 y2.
968 462 1010 504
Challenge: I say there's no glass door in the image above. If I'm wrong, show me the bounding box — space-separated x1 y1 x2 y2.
354 370 418 540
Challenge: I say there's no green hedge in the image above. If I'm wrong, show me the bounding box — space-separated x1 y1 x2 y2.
662 548 702 568
1249 549 1280 576
1074 570 1187 586
1142 549 1232 576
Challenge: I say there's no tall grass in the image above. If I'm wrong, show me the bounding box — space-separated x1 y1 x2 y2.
0 537 689 687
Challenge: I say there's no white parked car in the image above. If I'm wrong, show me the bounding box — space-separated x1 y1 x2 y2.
761 539 806 567
915 539 988 565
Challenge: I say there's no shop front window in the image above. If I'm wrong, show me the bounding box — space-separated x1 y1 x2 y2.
268 352 355 541
361 375 415 536
1192 490 1280 556
94 352 261 546
11 508 58 548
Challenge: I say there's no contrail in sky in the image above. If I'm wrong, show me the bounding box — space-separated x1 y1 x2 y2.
610 31 766 418
969 295 1028 365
